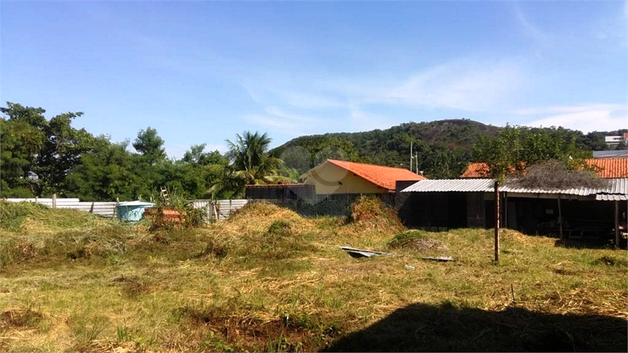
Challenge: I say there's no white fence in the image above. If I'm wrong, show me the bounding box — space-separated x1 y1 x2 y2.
4 197 251 222
4 197 118 217
188 199 249 221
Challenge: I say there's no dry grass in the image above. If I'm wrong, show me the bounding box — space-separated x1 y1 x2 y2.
1 199 626 352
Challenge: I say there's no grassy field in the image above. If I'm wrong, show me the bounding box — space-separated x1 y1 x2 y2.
1 198 626 352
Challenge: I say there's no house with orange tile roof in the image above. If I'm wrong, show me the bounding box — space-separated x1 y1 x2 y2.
461 158 628 179
302 159 426 195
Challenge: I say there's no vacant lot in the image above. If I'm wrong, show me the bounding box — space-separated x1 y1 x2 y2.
1 199 626 352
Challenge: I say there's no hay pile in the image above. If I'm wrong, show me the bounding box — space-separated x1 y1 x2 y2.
388 230 448 253
0 200 108 234
225 201 313 233
346 196 404 233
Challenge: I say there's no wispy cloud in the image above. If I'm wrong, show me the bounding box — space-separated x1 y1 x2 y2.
240 56 529 138
519 104 628 133
243 106 326 137
513 2 550 43
321 57 528 113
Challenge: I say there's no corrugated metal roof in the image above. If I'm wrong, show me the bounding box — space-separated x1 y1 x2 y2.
402 179 494 193
402 178 628 198
593 150 628 158
596 194 627 201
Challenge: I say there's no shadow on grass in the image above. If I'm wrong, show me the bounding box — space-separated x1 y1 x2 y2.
322 302 627 352
554 238 625 250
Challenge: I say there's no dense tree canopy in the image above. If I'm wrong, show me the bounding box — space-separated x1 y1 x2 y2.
473 125 593 180
1 103 623 200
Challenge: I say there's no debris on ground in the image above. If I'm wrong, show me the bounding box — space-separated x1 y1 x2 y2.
388 230 449 253
340 246 390 258
420 256 454 262
404 264 416 270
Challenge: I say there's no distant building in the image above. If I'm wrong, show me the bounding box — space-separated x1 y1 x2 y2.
605 133 628 147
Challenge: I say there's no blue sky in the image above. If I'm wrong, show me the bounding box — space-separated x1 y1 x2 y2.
1 1 627 159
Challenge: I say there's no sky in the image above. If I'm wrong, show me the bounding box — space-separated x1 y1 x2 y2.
1 0 627 159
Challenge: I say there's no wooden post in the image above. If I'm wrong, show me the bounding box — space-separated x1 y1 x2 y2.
615 201 620 249
504 192 508 229
557 194 563 240
52 194 57 209
494 181 500 264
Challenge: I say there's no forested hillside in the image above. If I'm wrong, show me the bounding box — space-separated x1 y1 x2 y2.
274 119 623 178
1 101 625 200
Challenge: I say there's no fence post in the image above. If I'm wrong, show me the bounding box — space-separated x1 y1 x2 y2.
494 181 499 264
52 194 57 209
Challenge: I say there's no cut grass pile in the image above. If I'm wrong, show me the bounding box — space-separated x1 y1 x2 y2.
0 200 107 233
1 198 626 352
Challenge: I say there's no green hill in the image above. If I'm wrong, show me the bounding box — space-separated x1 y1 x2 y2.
274 119 499 178
273 119 621 179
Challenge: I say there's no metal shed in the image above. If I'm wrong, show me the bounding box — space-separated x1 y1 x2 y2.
398 178 627 243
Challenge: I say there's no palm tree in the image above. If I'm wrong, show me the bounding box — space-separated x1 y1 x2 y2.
209 131 289 198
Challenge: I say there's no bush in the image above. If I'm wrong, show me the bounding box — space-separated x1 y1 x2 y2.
509 160 608 189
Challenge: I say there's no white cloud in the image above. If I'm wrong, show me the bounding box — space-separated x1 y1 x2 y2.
239 56 529 139
520 104 628 133
243 108 323 137
337 59 527 112
513 3 550 43
281 91 345 110
514 104 621 116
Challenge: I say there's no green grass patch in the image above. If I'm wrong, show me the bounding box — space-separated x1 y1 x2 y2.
0 200 626 352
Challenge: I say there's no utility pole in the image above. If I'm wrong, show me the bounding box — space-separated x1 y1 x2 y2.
410 141 413 172
414 151 419 174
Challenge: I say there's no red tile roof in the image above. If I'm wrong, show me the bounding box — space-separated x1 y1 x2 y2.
461 158 628 179
461 162 491 178
327 159 426 190
586 158 628 178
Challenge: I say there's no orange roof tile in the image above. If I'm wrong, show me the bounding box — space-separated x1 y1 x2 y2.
586 158 628 178
461 158 628 179
461 162 490 178
327 159 426 190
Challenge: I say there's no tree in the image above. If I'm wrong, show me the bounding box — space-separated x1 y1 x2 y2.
182 144 225 166
208 132 291 198
473 125 591 181
133 127 166 165
225 131 283 184
66 138 140 201
0 102 94 197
